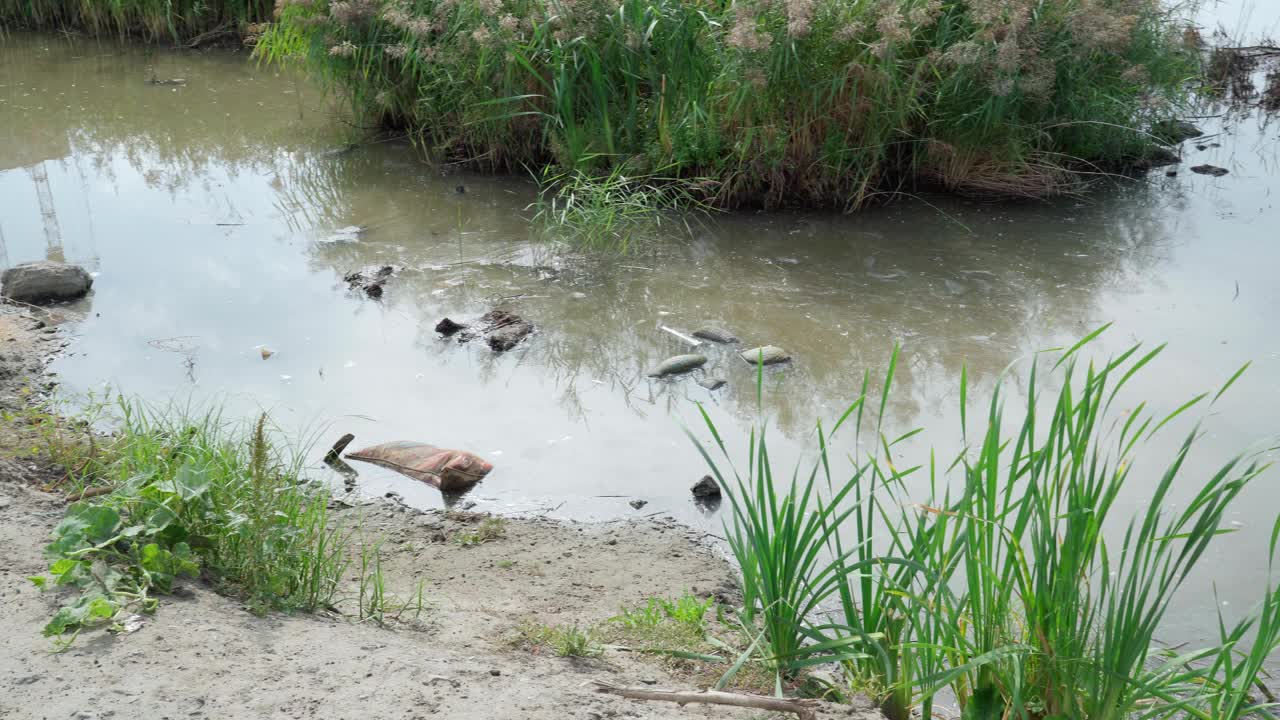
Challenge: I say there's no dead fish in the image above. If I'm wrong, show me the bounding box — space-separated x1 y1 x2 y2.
345 441 492 492
692 325 739 344
740 346 791 366
648 354 708 377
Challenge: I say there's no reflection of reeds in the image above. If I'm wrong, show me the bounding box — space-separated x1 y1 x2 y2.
0 0 272 41
0 37 339 187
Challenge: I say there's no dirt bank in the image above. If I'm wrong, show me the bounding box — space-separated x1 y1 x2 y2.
0 308 879 720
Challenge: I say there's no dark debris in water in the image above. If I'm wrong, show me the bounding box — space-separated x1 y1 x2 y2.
1190 164 1229 177
344 265 395 299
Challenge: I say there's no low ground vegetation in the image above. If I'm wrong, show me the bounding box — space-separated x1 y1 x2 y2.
17 399 413 647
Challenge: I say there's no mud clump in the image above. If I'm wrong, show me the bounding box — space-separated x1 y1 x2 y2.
438 309 535 352
344 265 394 299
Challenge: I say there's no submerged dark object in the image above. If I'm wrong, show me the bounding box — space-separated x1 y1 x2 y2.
345 266 394 299
435 317 466 336
450 309 535 351
346 441 493 492
487 321 533 351
1151 119 1203 144
1190 164 1229 177
691 475 721 498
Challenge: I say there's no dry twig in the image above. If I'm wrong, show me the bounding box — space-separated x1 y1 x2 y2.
591 680 818 720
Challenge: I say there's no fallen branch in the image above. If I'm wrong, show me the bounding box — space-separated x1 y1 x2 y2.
591 681 818 720
1220 45 1280 56
325 432 356 463
66 485 113 502
659 326 702 347
185 23 234 48
43 458 89 493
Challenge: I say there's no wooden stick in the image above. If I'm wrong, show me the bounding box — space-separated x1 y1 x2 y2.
325 433 355 463
66 485 113 502
591 681 817 720
659 326 702 347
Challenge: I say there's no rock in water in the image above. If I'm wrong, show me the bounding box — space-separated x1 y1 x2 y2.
487 320 534 351
435 317 466 336
1 262 92 304
648 354 708 377
698 376 727 391
629 499 648 510
1151 119 1203 144
1190 164 1229 177
692 325 739 344
739 346 790 366
691 475 721 497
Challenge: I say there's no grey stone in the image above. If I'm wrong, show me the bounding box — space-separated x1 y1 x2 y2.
739 345 791 366
628 499 648 510
1 262 92 304
647 354 707 377
697 376 727 391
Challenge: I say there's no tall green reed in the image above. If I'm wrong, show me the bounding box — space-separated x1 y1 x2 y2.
261 0 1199 209
694 329 1277 720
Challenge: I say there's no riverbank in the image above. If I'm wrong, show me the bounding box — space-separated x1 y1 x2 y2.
0 308 879 719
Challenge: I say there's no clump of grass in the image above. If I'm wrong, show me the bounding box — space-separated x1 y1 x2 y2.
261 0 1198 209
0 0 273 42
612 592 713 633
28 399 360 646
0 390 109 494
515 620 603 657
692 328 1278 720
529 164 710 251
453 516 506 547
356 540 427 625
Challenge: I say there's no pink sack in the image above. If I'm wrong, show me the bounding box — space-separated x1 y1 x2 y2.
345 441 493 492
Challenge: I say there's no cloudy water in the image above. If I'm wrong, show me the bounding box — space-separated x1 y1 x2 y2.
0 17 1278 647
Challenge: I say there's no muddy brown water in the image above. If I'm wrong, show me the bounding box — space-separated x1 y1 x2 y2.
1 16 1279 652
